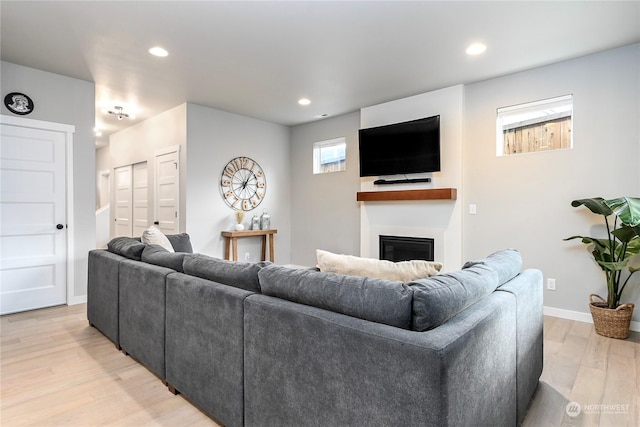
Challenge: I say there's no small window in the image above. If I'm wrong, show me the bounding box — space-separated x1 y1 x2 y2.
497 95 573 156
313 137 346 174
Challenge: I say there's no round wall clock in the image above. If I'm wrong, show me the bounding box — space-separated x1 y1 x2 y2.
4 92 34 115
220 156 267 211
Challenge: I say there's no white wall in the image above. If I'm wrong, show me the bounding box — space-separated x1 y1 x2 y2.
463 44 640 321
290 112 361 266
1 61 96 302
186 103 291 263
95 145 111 209
359 85 464 270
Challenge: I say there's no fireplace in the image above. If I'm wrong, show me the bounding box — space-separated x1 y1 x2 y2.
379 235 435 262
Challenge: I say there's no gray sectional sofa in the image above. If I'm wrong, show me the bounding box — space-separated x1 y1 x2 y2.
87 235 543 427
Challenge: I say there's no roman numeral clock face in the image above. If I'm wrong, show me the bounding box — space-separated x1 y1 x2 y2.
220 157 267 211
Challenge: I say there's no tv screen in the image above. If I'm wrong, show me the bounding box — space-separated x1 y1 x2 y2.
359 115 440 177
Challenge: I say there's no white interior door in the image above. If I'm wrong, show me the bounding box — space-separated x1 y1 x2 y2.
132 162 148 237
155 149 179 234
114 165 132 237
0 123 67 314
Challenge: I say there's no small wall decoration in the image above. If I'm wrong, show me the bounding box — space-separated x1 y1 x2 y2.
220 156 267 211
4 92 34 115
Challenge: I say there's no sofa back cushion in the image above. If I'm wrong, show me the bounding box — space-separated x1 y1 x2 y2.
258 265 414 329
464 249 522 285
409 249 522 331
183 254 267 293
166 233 193 253
107 237 145 261
142 244 187 272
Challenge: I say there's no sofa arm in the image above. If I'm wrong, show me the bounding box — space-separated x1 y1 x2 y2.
497 268 544 425
244 291 517 427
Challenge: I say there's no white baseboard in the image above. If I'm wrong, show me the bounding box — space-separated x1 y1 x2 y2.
68 295 87 306
544 306 640 332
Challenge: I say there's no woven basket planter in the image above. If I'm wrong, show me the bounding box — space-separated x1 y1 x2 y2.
589 294 635 339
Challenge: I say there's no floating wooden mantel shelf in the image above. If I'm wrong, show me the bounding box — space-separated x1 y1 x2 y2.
356 188 457 202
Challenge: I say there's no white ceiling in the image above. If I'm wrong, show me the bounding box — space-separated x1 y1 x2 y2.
2 1 639 148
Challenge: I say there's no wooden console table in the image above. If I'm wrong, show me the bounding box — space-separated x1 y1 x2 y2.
221 229 278 262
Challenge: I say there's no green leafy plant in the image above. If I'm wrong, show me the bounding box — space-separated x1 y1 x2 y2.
565 197 640 309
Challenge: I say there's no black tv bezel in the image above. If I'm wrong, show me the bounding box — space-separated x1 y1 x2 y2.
358 115 441 178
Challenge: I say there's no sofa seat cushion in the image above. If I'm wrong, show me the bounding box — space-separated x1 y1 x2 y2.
316 249 442 282
409 249 522 331
142 244 187 272
107 236 145 261
258 265 413 329
183 253 267 293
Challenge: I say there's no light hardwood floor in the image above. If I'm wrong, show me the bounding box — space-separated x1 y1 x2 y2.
1 304 638 426
1 304 219 426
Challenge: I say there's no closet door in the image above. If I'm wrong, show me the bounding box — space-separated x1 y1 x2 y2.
113 165 132 237
132 162 149 237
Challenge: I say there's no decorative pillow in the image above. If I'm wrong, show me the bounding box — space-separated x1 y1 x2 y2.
182 253 269 293
141 226 174 253
316 249 442 282
107 236 145 260
165 233 193 253
258 265 414 329
142 244 187 272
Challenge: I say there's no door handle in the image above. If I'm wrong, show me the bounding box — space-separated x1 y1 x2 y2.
56 224 64 230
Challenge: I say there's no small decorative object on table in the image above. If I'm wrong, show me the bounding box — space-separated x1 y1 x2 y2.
251 214 260 230
234 211 245 231
260 209 270 230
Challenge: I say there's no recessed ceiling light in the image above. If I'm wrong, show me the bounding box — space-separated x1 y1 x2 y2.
314 113 330 119
298 98 311 106
149 46 169 57
466 43 487 56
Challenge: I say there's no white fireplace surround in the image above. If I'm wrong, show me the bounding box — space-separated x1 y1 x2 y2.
359 85 464 274
364 225 445 266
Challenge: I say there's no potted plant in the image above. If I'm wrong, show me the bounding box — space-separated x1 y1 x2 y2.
565 197 640 339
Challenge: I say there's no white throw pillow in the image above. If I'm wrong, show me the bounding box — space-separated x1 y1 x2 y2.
316 249 442 282
141 226 174 253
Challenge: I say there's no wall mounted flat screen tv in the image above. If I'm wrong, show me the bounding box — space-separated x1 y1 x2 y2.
359 115 440 177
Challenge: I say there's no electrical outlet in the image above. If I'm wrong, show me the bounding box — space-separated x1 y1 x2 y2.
469 204 477 215
547 278 556 291
244 252 251 261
